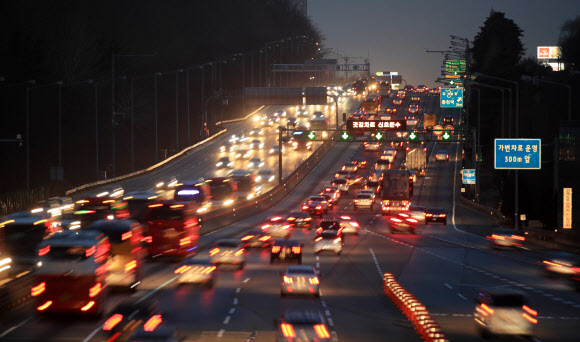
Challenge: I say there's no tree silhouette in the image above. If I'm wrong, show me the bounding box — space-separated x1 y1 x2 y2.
558 15 580 70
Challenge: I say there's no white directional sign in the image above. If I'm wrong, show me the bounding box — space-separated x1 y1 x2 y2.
461 169 475 184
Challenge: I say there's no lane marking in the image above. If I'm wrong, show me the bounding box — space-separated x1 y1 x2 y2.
444 283 453 289
0 317 34 339
229 308 236 314
236 288 241 293
328 318 334 327
233 298 238 305
218 329 225 337
458 293 468 300
223 316 231 324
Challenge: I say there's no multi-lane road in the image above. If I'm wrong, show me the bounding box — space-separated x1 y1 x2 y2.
1 90 578 342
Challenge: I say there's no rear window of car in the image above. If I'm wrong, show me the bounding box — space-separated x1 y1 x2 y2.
492 295 526 307
356 194 371 199
216 241 239 248
332 179 346 185
320 221 340 230
286 267 316 275
273 240 299 247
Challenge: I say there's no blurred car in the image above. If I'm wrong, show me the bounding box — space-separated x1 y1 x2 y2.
374 159 391 171
541 251 580 279
381 148 397 163
350 157 367 169
49 196 75 214
276 311 331 341
385 107 397 115
331 178 349 194
396 91 406 98
248 127 263 136
102 296 162 342
342 163 358 174
286 116 297 127
487 228 526 249
250 139 264 150
286 211 313 229
256 168 275 183
334 169 350 180
269 144 285 155
175 258 216 288
424 208 447 225
280 265 320 297
362 179 382 196
209 239 246 269
264 223 292 239
30 199 61 217
410 96 421 102
408 105 419 114
406 115 418 126
216 156 234 169
247 157 264 169
358 189 376 200
435 149 449 161
474 288 537 339
321 185 341 204
301 195 329 217
296 110 308 118
270 239 302 264
388 213 418 234
379 113 391 121
240 229 273 248
443 116 454 125
408 205 426 222
315 219 342 236
127 324 179 342
363 141 381 151
353 193 374 211
339 216 360 235
314 230 344 255
393 98 403 106
234 144 252 159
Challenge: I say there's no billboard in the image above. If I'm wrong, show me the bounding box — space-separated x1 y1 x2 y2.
537 46 561 59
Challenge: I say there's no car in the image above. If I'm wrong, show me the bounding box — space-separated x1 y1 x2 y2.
250 139 264 150
286 116 297 127
209 239 246 269
276 311 331 341
541 251 580 280
474 288 538 339
404 85 415 92
269 144 284 154
339 216 360 235
406 115 418 126
315 219 342 236
379 113 391 121
234 144 252 159
296 110 308 117
274 110 287 118
264 222 292 239
280 265 320 297
301 195 329 217
286 211 313 229
424 208 447 225
314 230 344 255
247 157 264 168
358 189 376 200
270 239 303 264
408 104 419 114
408 205 426 222
381 148 397 163
362 179 382 195
102 296 162 341
353 193 374 211
317 193 336 209
248 127 263 136
254 168 275 184
374 159 391 171
321 185 341 203
363 141 381 151
240 229 273 248
385 107 397 115
487 228 526 249
175 258 217 287
388 213 419 234
435 149 449 162
334 169 350 179
443 116 454 125
350 157 367 169
396 90 406 98
410 96 421 102
216 156 234 169
342 163 358 174
331 178 349 194
393 98 403 106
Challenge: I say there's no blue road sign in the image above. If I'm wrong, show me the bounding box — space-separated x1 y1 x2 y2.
462 169 475 184
494 139 541 169
440 88 464 108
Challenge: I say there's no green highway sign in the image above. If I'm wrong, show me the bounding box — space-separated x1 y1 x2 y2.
409 132 418 141
442 132 451 140
375 132 383 140
308 131 316 140
341 132 350 140
445 60 466 73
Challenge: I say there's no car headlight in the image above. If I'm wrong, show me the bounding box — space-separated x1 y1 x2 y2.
269 175 275 182
216 162 223 166
256 176 262 182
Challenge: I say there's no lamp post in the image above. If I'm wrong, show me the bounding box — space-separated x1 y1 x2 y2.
154 72 162 162
176 69 183 151
186 68 191 146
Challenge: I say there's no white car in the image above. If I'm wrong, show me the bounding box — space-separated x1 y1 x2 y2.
435 150 449 162
216 157 234 169
358 189 376 200
255 168 275 183
280 265 320 297
339 216 360 235
269 144 284 154
175 258 216 288
353 193 374 211
250 139 264 150
209 239 246 269
407 205 426 222
381 148 397 163
314 231 343 255
248 158 264 168
331 178 349 194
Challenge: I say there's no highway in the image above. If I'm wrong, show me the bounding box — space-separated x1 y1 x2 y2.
1 91 579 342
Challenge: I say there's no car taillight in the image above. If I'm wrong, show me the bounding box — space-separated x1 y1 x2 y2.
334 238 341 244
271 246 281 253
241 235 254 241
81 301 95 311
305 217 312 221
316 228 322 234
315 237 323 242
259 236 271 241
314 324 330 338
175 265 192 274
179 237 191 246
287 217 296 221
124 260 137 273
143 236 153 243
284 276 293 284
491 234 505 240
201 266 216 274
31 282 45 297
309 277 319 284
281 323 296 338
235 249 244 256
89 283 102 297
390 218 402 222
38 245 50 256
302 205 309 210
144 315 163 332
315 206 321 209
480 303 494 315
209 248 220 256
292 246 301 254
121 232 132 241
37 301 52 311
511 235 525 241
261 224 271 230
103 314 123 331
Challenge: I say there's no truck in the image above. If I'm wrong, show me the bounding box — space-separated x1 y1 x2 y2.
423 113 437 130
406 147 427 176
381 171 412 215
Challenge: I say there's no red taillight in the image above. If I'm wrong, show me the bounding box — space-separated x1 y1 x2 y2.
124 260 137 273
37 301 52 311
209 248 220 256
390 218 402 222
170 204 184 208
144 315 163 332
234 249 244 256
511 235 525 241
292 246 301 254
272 246 281 253
86 246 96 257
31 282 45 297
121 232 132 241
309 277 319 284
38 245 50 256
302 205 309 210
481 303 494 315
148 204 163 208
315 237 323 242
522 305 537 316
287 217 296 221
262 224 271 230
103 314 123 331
314 324 330 338
491 234 505 240
81 301 95 311
175 265 191 274
89 283 102 298
283 276 293 284
305 217 312 221
281 323 296 338
259 236 271 241
523 312 538 324
179 237 191 246
143 236 153 243
201 266 216 274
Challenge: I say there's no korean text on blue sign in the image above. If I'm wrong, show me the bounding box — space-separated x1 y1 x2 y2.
462 169 475 184
494 139 541 170
440 88 464 108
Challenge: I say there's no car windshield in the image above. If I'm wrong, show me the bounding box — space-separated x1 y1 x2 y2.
492 294 526 307
216 241 239 248
320 221 339 230
286 267 315 275
333 179 346 185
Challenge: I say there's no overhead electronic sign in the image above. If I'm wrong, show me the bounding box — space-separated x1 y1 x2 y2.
346 120 406 131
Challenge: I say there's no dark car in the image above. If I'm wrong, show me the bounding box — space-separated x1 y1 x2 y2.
425 208 447 225
442 116 454 125
363 180 382 195
350 157 367 169
101 296 162 341
240 229 273 248
270 239 303 264
315 219 342 237
286 211 313 229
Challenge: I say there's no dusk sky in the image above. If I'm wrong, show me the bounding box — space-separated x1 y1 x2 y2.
309 0 579 87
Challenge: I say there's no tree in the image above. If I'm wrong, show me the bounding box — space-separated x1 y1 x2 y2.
471 10 525 78
558 16 580 70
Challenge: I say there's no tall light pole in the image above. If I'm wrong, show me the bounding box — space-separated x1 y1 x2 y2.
186 68 191 146
154 72 162 162
176 69 183 151
57 81 63 171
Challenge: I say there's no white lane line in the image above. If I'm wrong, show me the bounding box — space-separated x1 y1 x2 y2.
325 310 331 316
328 318 334 327
369 248 383 276
316 256 320 261
229 308 236 314
331 331 339 341
444 283 453 289
316 262 320 268
218 329 225 337
243 278 251 283
236 288 241 293
233 298 238 305
223 316 231 324
0 317 34 339
458 293 468 300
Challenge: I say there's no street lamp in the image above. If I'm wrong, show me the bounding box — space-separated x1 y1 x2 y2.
154 72 162 162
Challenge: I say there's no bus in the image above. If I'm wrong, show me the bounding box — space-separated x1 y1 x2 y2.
144 201 199 258
228 170 257 200
33 230 110 316
206 177 237 207
173 179 208 205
